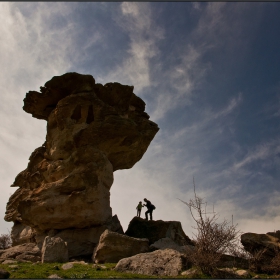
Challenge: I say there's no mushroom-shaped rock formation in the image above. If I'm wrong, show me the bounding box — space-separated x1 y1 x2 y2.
5 73 159 257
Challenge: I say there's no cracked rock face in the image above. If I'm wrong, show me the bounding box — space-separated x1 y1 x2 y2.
5 72 159 233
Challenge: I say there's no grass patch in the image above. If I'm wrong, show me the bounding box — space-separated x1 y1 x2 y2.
0 262 159 279
1 262 279 279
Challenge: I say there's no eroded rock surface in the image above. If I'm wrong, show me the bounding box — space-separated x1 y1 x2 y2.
0 243 41 263
11 222 35 246
93 229 149 263
35 215 123 258
241 232 280 259
5 72 159 258
125 217 194 246
115 248 191 276
41 236 68 263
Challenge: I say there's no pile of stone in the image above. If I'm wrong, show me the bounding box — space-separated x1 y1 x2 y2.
1 218 280 278
93 217 195 264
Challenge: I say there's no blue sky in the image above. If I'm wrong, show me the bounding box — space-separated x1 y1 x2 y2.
1 2 280 238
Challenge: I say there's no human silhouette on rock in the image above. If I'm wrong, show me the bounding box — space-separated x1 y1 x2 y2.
136 201 143 217
143 198 155 220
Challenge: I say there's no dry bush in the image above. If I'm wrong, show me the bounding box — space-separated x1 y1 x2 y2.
267 250 280 274
0 233 12 250
251 248 280 275
246 248 269 273
179 178 242 276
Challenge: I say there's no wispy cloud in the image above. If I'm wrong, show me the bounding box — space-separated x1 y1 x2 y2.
0 2 81 233
103 3 164 92
171 92 242 141
149 3 237 122
233 138 280 171
150 2 257 123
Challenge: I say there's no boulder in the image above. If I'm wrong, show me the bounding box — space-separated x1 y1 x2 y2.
4 72 159 259
241 232 280 259
149 237 195 254
115 248 191 276
93 229 149 263
125 217 194 245
181 267 201 277
61 261 88 270
216 268 251 279
0 269 10 279
41 236 68 263
0 243 40 263
48 274 62 279
36 215 123 259
61 263 73 270
215 268 241 278
1 260 17 265
11 222 35 246
15 252 40 262
235 269 251 278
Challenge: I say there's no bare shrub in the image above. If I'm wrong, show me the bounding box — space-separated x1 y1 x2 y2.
251 248 280 274
0 232 12 250
266 249 280 274
245 247 269 273
178 178 242 276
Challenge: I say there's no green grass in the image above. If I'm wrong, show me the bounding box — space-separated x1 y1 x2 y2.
1 262 279 279
0 262 161 279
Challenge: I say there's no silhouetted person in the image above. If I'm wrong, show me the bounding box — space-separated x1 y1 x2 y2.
136 201 143 217
143 198 155 220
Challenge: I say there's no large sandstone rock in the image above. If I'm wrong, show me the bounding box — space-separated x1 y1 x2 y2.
4 72 159 258
0 243 41 263
11 222 35 246
115 249 191 276
36 215 123 258
41 236 68 263
0 269 10 279
125 217 194 246
241 232 280 259
93 229 149 263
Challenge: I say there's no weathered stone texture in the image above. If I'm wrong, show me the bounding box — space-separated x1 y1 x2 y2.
0 243 41 263
125 217 194 246
241 232 280 259
11 222 35 246
4 72 159 259
115 248 190 276
41 236 68 263
93 229 149 263
35 214 123 259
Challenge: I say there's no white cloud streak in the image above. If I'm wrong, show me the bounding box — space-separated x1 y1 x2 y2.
103 3 164 92
150 3 254 122
0 2 80 234
233 141 280 171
